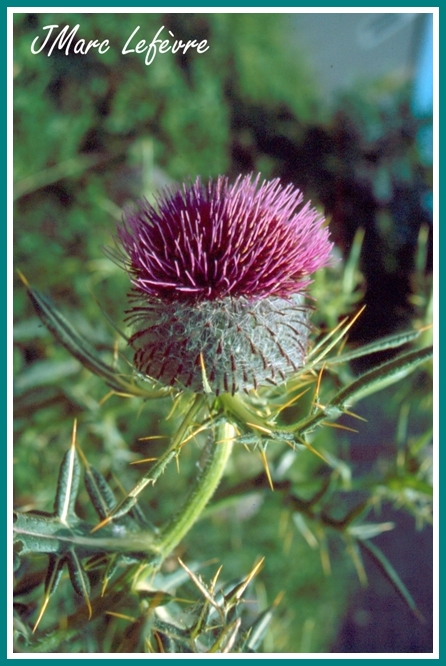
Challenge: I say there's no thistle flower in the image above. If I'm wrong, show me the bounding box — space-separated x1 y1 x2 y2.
117 174 333 394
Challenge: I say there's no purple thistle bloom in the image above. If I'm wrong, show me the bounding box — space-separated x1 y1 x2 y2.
117 174 333 394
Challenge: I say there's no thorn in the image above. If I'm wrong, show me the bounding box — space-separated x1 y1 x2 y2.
166 397 182 421
307 316 349 358
129 457 158 465
274 387 311 415
200 352 212 393
90 515 113 534
272 590 285 607
296 438 329 464
349 303 367 325
179 423 209 447
153 630 166 653
236 557 265 599
86 596 93 620
309 305 367 364
178 558 224 618
246 422 273 436
101 575 109 598
71 419 77 449
105 611 136 622
343 409 368 423
260 448 274 491
321 421 359 433
16 269 29 288
75 439 89 468
336 335 348 357
98 390 115 406
210 565 223 593
32 595 50 633
314 363 326 400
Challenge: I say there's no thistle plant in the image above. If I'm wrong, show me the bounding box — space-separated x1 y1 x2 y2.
13 174 433 653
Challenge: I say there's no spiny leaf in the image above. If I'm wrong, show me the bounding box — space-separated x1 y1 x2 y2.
208 618 241 653
22 281 170 399
13 512 64 555
100 554 120 596
223 558 264 610
330 345 433 409
66 550 92 618
81 445 153 529
33 555 66 633
26 285 128 392
44 554 66 595
244 604 276 652
322 328 426 367
152 619 194 653
358 538 424 621
13 510 155 557
54 443 80 524
178 559 225 621
84 465 118 521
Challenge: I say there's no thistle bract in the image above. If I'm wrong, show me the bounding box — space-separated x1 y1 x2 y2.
117 174 333 394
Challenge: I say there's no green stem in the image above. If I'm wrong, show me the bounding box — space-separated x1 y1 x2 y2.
155 420 235 560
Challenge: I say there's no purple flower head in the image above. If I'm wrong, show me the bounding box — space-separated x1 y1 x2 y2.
117 174 333 394
118 174 332 303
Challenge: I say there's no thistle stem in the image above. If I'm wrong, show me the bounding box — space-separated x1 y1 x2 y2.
155 420 235 561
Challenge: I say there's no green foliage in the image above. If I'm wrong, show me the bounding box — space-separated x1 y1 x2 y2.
14 249 432 652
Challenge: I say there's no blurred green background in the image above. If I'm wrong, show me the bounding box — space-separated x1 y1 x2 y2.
13 12 433 653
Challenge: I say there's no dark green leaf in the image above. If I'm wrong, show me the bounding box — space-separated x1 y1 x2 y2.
13 512 64 555
84 465 117 520
26 286 130 393
54 445 81 523
330 346 433 408
323 329 426 366
66 550 91 601
44 554 65 596
25 285 172 398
